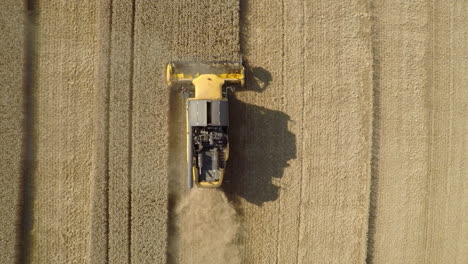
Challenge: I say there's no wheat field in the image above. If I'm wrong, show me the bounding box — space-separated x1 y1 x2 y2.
1 0 467 263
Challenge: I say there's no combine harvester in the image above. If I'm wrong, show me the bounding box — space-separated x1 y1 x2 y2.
166 61 244 188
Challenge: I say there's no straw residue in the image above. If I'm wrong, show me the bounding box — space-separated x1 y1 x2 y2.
174 188 241 264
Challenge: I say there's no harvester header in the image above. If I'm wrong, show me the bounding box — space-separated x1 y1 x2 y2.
166 61 244 87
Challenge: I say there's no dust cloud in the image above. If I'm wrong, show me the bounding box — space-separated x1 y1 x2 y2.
174 188 242 264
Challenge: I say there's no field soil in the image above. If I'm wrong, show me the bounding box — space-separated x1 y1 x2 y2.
1 0 467 263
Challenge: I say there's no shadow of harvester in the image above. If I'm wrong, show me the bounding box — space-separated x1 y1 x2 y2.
222 73 296 206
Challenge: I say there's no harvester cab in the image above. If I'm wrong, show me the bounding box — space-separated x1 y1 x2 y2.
166 61 244 188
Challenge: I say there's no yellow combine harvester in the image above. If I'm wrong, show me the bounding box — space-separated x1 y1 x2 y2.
166 61 244 188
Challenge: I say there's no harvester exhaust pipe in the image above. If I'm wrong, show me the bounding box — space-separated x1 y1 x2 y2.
212 148 219 171
197 153 203 176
